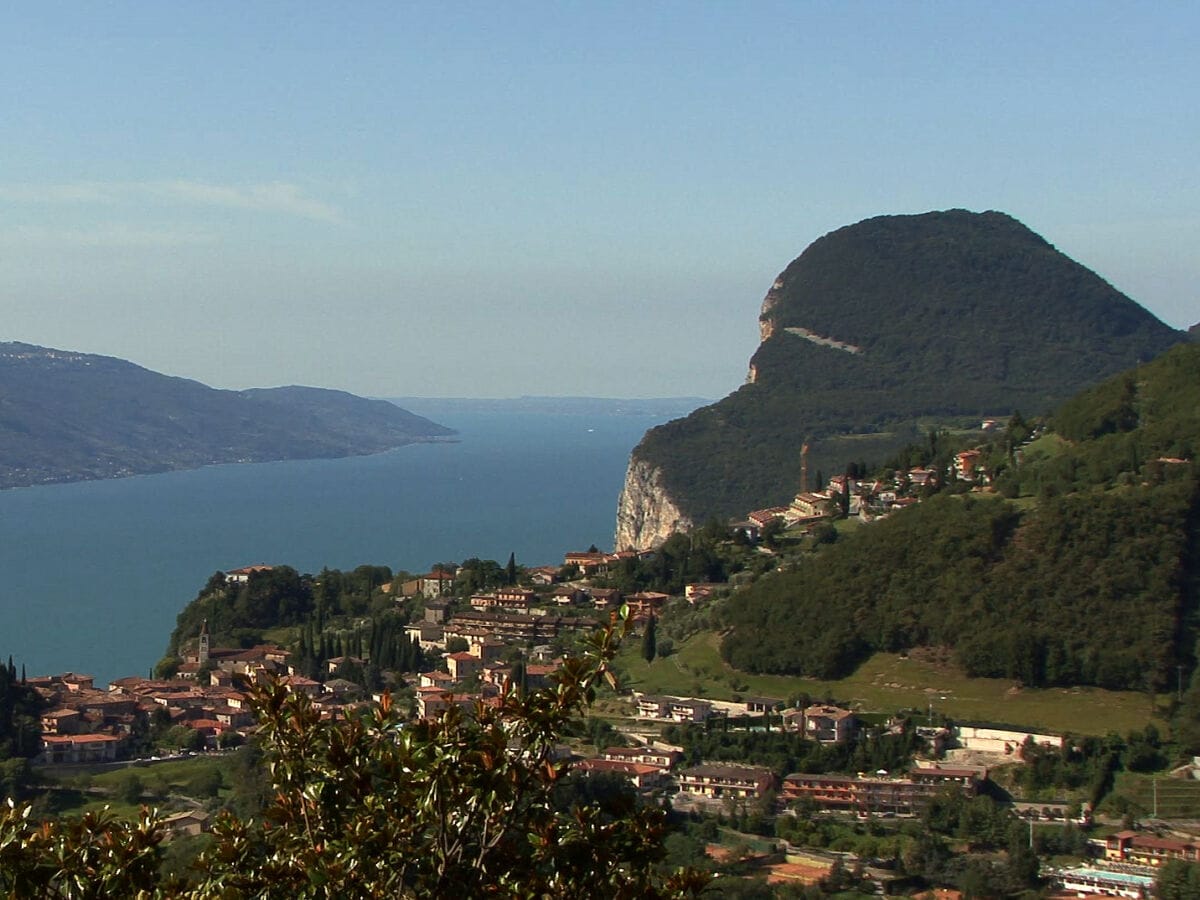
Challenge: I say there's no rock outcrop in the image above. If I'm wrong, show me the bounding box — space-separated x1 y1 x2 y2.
613 456 692 551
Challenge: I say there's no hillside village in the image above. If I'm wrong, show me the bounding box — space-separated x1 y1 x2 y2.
17 424 1197 897
27 430 1005 766
738 441 996 538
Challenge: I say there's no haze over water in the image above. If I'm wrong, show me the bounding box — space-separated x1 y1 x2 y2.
0 405 692 685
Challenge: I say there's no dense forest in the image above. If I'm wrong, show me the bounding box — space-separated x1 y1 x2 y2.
630 210 1184 523
721 343 1200 694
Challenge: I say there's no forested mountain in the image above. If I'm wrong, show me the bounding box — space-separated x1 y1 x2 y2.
721 342 1200 694
622 210 1184 536
0 343 454 488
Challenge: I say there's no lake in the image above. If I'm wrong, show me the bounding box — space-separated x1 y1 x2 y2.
0 403 696 685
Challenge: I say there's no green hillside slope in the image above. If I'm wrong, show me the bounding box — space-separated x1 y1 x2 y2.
721 342 1200 694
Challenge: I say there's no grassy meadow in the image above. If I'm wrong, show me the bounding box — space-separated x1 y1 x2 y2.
37 755 230 819
615 631 1159 737
1106 772 1200 819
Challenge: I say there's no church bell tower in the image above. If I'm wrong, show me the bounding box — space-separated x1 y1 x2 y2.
198 619 210 666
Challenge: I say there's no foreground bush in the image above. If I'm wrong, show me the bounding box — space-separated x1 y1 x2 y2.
0 612 706 898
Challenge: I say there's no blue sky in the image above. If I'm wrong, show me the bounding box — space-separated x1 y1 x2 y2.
2 2 1196 398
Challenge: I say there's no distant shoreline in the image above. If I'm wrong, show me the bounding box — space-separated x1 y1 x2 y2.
386 396 711 418
0 434 460 493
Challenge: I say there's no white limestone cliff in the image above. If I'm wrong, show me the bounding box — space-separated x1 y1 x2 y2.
613 456 692 551
749 276 786 384
619 274 785 546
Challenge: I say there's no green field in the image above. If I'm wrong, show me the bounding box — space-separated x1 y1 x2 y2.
93 756 227 792
1106 772 1200 820
262 625 300 646
38 755 230 819
616 631 1158 737
1020 433 1068 464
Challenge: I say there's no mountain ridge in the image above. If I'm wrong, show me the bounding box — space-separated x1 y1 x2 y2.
0 342 454 489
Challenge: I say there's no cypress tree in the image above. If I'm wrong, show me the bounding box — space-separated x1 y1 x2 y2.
386 627 399 670
641 614 657 663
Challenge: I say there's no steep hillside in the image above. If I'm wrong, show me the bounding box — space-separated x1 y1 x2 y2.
721 342 1200 694
0 343 454 488
617 210 1183 548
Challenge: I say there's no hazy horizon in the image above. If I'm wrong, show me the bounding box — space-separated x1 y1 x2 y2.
3 3 1197 400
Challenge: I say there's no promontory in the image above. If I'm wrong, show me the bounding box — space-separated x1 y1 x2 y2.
615 209 1185 549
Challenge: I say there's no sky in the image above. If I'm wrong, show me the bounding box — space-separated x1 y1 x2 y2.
1 2 1197 399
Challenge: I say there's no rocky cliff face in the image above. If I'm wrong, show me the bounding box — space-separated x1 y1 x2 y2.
613 456 692 551
619 271 788 547
748 277 786 384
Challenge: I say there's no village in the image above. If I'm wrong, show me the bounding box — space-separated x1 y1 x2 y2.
28 441 1001 766
19 431 1197 896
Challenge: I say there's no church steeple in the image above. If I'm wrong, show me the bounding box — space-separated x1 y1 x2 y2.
198 618 210 666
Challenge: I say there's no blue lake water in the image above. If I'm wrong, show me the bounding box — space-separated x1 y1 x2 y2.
0 408 679 685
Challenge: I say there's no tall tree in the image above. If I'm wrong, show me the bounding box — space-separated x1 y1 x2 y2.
642 614 658 663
